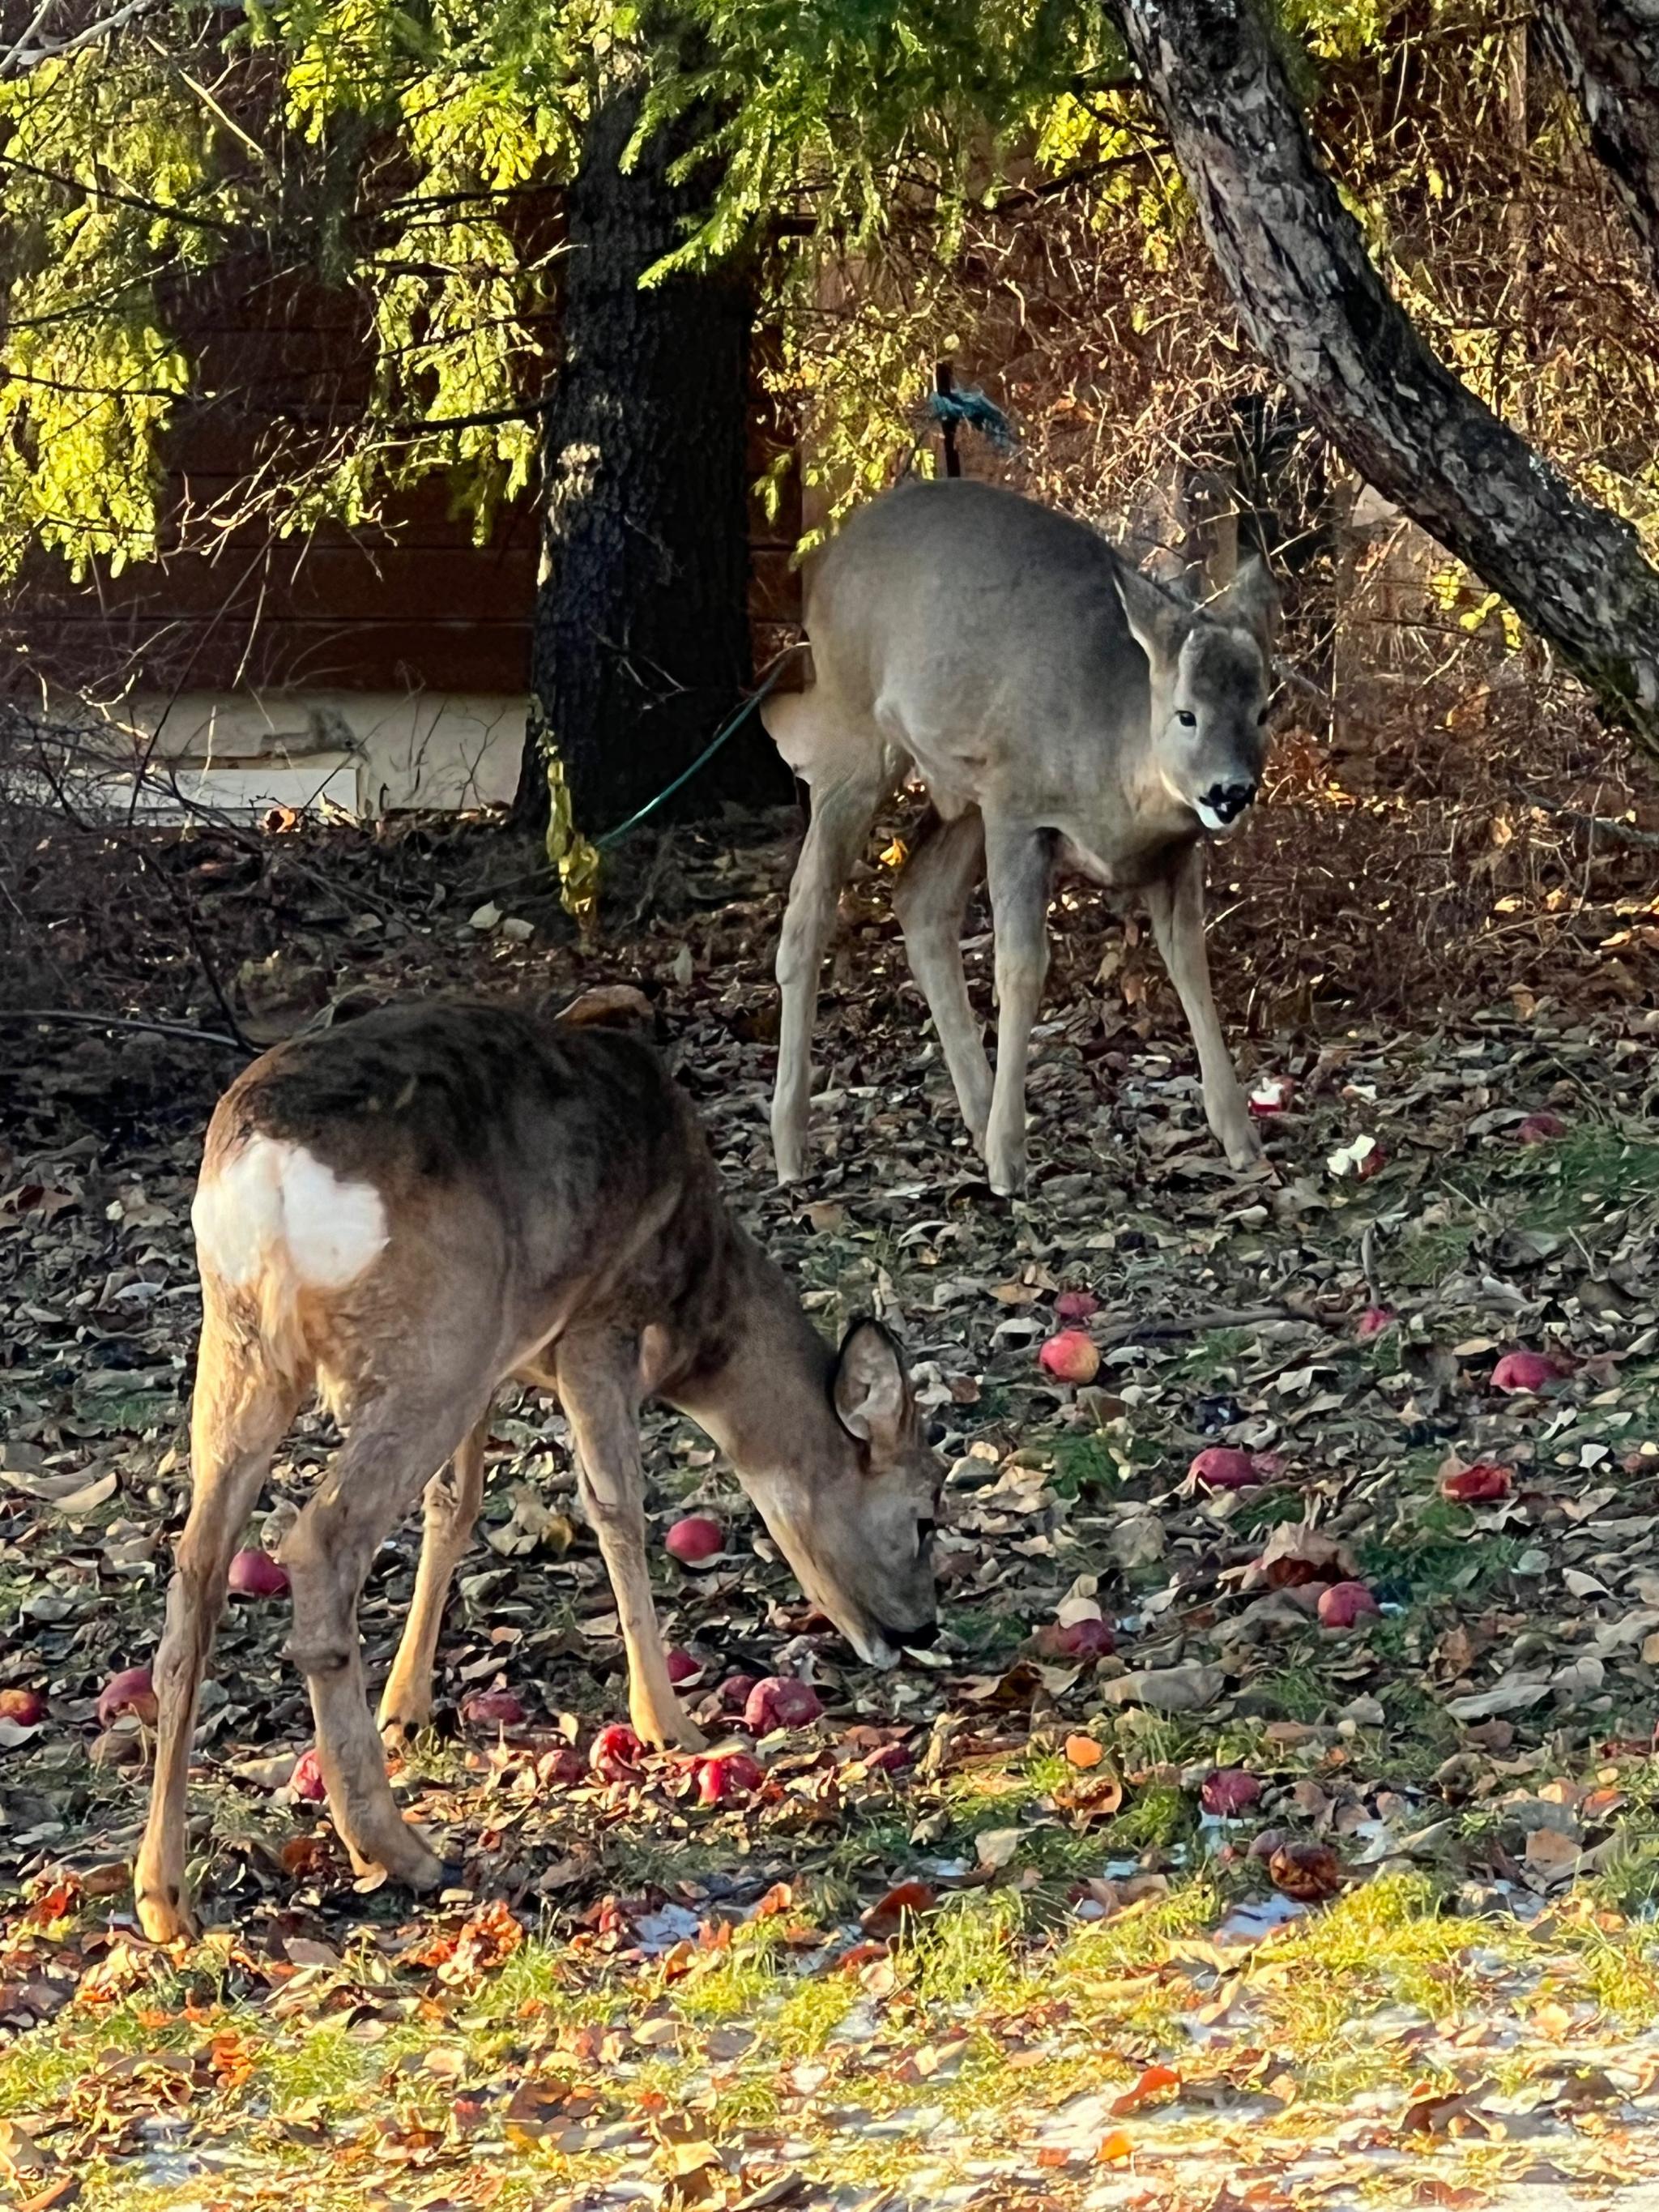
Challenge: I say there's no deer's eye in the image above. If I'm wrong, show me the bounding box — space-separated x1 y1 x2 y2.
1176 710 1197 728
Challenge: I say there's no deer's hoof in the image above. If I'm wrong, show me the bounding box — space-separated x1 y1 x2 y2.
638 1710 707 1755
1222 1129 1267 1172
378 1710 430 1754
390 1839 448 1894
135 1880 198 1947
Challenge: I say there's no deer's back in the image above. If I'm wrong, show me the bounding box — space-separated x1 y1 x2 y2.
194 1001 733 1375
801 481 1150 802
210 1001 684 1195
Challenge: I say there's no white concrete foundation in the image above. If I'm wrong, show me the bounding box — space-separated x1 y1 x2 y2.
55 690 529 820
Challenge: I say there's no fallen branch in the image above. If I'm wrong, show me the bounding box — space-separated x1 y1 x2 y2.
1096 1301 1315 1347
1515 785 1659 850
0 1008 248 1051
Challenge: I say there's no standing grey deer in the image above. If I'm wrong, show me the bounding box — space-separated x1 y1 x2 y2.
133 993 940 1944
761 477 1277 1195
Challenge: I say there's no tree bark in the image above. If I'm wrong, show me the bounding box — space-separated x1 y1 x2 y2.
518 72 785 836
1112 0 1659 752
1536 2 1659 296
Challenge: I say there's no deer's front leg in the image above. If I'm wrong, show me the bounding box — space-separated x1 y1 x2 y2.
558 1334 705 1753
1145 843 1261 1171
982 820 1056 1198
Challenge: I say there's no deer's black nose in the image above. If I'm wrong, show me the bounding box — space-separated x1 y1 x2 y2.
884 1618 939 1650
1203 779 1257 824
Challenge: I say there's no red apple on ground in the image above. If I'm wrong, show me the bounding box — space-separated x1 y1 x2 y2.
665 1516 724 1564
1317 1581 1380 1629
98 1666 158 1729
743 1676 824 1732
864 1740 914 1775
1189 1446 1260 1490
0 1688 46 1726
717 1672 757 1714
460 1690 526 1728
695 1751 764 1804
1201 1768 1263 1816
1038 1330 1100 1385
1035 1617 1115 1660
228 1548 290 1597
1441 1462 1513 1503
291 1747 326 1802
590 1723 645 1780
536 1745 585 1787
1491 1350 1565 1393
1516 1112 1567 1143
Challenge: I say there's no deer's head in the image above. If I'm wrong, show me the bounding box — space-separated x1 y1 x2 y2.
738 1319 944 1669
1117 557 1277 835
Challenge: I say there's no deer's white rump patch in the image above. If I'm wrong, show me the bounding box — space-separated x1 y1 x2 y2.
193 1137 388 1291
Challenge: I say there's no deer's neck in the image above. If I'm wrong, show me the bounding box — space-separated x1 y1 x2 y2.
661 1223 840 1492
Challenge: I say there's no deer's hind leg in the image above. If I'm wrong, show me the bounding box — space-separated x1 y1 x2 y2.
136 1286 304 1943
771 748 888 1184
281 1370 493 1890
982 818 1058 1198
892 806 992 1150
377 1417 490 1747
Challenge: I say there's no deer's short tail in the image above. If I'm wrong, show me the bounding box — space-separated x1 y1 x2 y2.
191 1134 389 1387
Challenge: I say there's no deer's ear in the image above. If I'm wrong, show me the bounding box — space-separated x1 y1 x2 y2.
833 1319 910 1456
1114 563 1192 673
1214 553 1277 655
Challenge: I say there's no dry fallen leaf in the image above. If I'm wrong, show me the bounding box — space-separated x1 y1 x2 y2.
1110 2064 1181 2116
859 1881 936 1941
1268 1842 1344 1902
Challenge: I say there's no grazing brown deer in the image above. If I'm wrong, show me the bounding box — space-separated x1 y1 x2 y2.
762 477 1277 1196
134 995 941 1943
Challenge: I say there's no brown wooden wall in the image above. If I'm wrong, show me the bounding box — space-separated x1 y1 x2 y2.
8 257 801 702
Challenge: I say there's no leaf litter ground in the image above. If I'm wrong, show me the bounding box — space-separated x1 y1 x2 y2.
3 809 1659 2211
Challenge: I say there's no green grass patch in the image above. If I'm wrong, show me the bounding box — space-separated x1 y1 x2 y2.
1047 1433 1121 1499
1177 1329 1254 1382
1230 1488 1312 1536
1392 1223 1476 1290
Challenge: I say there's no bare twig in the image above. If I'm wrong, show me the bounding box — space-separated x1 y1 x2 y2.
0 1008 247 1051
132 845 255 1052
3 0 167 73
1096 1301 1312 1347
1515 784 1659 849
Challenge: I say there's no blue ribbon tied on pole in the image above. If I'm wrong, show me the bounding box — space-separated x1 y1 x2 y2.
923 384 1017 452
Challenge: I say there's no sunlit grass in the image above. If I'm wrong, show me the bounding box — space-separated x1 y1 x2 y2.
914 1888 1027 2009
1550 1916 1659 2022
0 1987 197 2116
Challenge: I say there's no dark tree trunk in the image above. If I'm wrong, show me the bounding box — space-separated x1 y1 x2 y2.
518 74 785 837
1112 0 1659 754
1537 2 1659 294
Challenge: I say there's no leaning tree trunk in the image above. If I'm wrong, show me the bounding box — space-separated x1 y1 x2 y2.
1537 2 1659 296
1112 0 1659 755
518 72 784 842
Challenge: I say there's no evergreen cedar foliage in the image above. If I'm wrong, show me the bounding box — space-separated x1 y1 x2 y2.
6 0 1659 805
